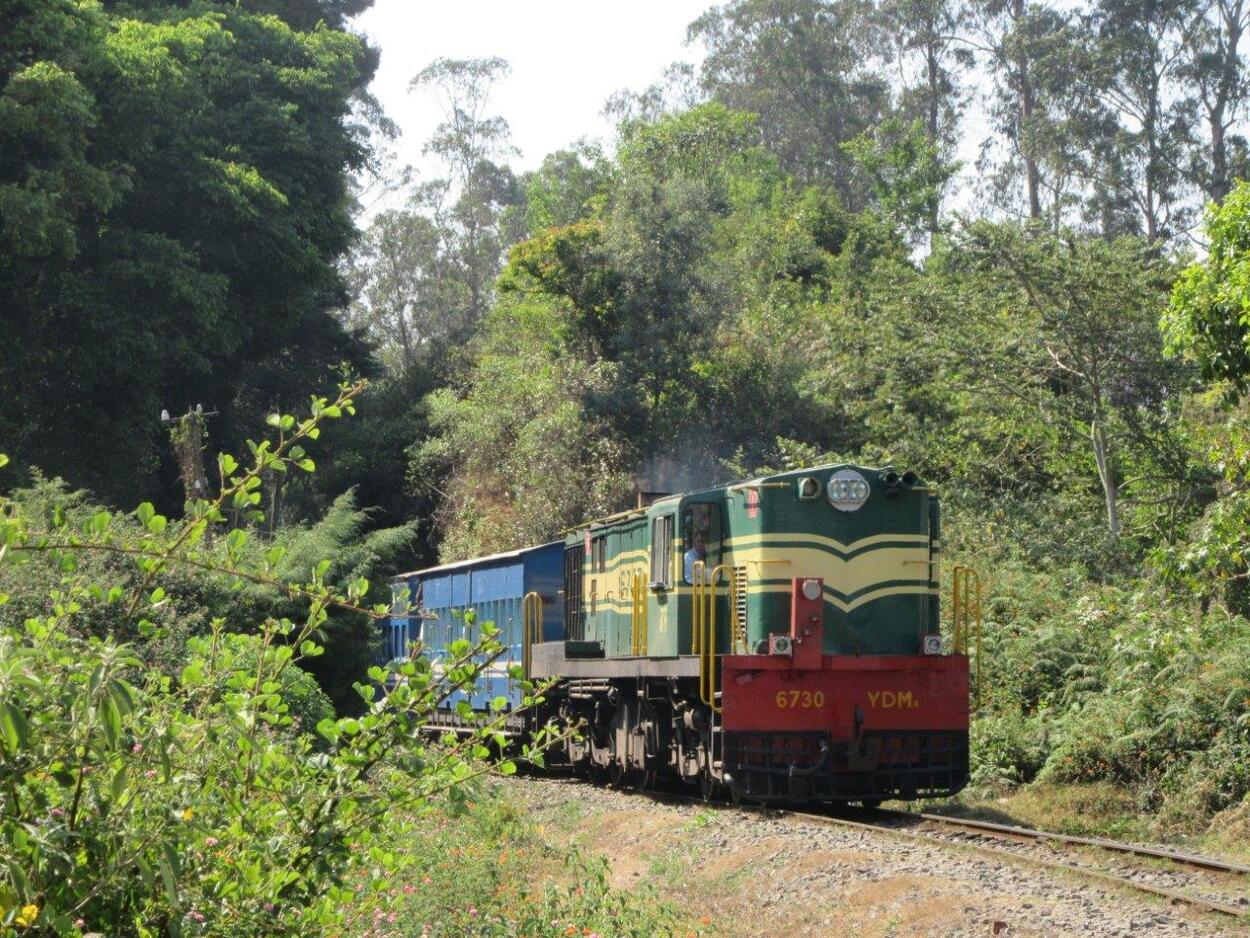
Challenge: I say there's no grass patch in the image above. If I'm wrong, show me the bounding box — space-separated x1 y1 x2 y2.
922 781 1152 841
341 792 711 938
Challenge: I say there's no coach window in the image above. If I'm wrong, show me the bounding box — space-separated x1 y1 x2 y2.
650 515 674 589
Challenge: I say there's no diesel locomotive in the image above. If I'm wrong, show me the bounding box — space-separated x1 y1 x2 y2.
385 464 974 805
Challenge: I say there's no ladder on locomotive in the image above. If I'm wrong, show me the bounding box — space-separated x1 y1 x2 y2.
691 561 749 775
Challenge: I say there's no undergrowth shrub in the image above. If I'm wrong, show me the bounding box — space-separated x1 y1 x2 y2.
958 541 1250 830
0 385 572 936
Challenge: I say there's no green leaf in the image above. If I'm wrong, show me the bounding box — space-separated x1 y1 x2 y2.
146 514 167 535
136 502 155 525
97 696 122 747
219 453 238 476
158 842 180 905
0 703 29 750
107 680 136 719
111 764 129 801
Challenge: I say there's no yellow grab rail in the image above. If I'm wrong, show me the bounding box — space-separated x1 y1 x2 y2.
691 560 706 654
630 572 648 655
522 591 543 678
952 566 983 707
697 564 734 713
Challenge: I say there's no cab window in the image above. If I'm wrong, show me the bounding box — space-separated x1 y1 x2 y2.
682 503 722 583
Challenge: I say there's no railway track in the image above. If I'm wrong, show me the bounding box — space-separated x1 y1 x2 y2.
836 805 1250 920
528 776 1250 921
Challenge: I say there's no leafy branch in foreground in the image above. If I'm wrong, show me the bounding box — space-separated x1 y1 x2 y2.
0 386 571 937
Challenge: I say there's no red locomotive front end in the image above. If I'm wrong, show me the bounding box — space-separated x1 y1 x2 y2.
719 577 970 804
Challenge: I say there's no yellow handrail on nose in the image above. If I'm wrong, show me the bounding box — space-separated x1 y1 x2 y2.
952 566 983 708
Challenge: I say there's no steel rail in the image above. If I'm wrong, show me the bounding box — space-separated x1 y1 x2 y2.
895 809 1250 877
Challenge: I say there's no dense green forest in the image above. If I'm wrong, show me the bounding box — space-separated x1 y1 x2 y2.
6 0 1250 904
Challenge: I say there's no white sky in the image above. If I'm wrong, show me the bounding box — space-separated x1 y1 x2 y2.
352 0 712 179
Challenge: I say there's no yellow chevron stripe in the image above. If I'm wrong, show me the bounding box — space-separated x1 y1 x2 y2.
725 532 929 552
723 546 930 596
745 582 937 612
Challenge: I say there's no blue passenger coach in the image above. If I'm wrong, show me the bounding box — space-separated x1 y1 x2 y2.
385 542 565 713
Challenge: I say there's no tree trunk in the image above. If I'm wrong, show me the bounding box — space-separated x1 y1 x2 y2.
1210 115 1228 203
1014 0 1042 219
927 39 942 234
1091 417 1121 539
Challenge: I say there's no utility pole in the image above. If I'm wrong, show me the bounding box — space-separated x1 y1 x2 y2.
160 404 218 508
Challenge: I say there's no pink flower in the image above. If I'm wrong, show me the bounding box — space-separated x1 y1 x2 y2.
387 913 397 924
403 884 415 895
204 837 219 847
132 742 143 753
50 807 65 818
145 770 156 779
189 911 205 923
468 907 478 917
74 919 85 929
422 876 432 884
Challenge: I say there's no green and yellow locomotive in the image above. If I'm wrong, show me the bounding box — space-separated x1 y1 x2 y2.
391 463 972 804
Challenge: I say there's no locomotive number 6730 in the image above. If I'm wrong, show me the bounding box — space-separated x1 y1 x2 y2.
776 690 825 709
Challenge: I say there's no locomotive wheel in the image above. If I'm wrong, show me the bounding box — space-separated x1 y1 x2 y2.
638 769 657 790
608 758 626 789
699 769 722 802
589 763 609 787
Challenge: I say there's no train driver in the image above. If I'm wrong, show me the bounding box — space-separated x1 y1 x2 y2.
684 533 710 585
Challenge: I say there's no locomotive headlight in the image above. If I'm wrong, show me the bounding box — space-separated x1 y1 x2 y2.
923 635 943 655
801 578 822 601
827 469 871 512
